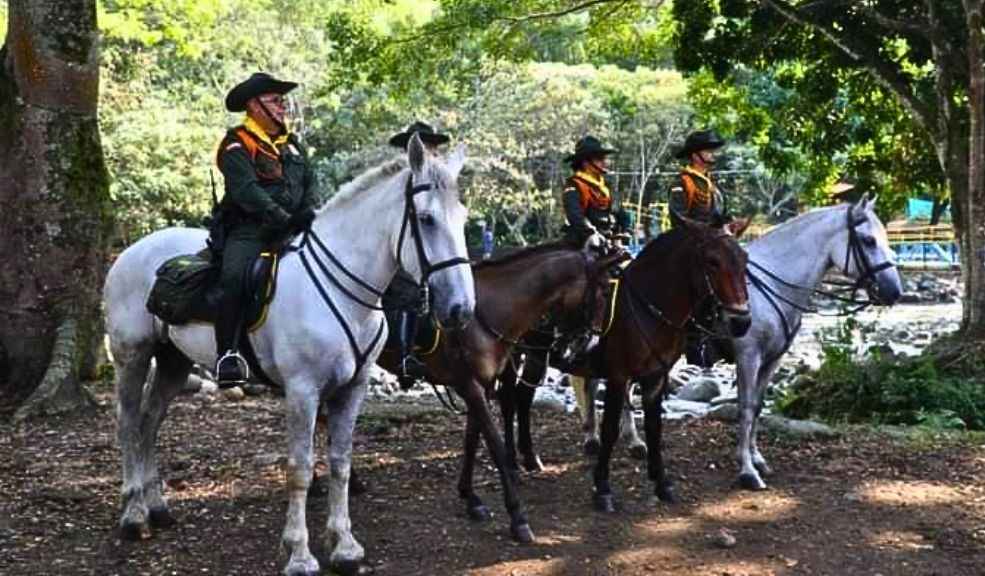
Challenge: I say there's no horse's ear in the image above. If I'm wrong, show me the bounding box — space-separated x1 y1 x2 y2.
852 192 870 218
726 217 752 239
445 143 466 179
408 132 428 174
866 194 879 211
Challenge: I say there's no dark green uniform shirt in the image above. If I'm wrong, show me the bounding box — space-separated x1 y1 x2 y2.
217 126 319 234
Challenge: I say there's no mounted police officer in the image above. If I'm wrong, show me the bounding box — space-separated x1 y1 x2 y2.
212 72 320 388
385 120 451 389
668 130 731 227
669 130 734 367
562 136 627 247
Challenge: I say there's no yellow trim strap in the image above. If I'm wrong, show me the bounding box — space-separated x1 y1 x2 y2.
602 277 620 337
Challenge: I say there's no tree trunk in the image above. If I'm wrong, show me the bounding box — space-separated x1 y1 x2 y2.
0 0 112 417
958 0 985 337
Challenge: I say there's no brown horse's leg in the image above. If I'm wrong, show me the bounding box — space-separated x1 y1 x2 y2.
459 380 534 543
458 406 491 522
515 376 543 472
641 372 676 503
497 360 521 477
592 376 629 513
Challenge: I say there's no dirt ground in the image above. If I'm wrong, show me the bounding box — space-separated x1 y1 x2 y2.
2 384 984 576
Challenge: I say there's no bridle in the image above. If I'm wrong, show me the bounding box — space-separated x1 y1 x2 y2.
293 171 470 382
396 175 472 315
622 229 749 335
843 207 896 299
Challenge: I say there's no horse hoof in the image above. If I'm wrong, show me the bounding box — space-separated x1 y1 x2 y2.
120 520 152 541
655 483 678 503
510 522 535 543
584 438 601 456
468 504 492 522
285 556 321 576
739 473 768 491
628 444 648 461
523 455 545 473
148 507 176 528
329 558 361 576
594 493 616 513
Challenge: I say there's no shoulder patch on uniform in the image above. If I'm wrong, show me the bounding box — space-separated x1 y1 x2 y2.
225 142 243 152
670 186 683 193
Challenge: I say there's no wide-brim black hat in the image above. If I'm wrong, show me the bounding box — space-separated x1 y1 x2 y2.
675 130 726 159
389 121 451 149
564 135 618 165
225 72 298 113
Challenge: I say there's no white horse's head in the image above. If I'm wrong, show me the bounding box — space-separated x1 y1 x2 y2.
830 194 902 305
399 133 475 329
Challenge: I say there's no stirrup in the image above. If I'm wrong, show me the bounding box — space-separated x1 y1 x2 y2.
215 351 249 389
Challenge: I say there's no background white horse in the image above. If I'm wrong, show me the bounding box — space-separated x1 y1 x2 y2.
734 196 901 490
103 134 475 576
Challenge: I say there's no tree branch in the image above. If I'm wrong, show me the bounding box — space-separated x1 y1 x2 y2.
500 0 638 23
393 0 635 45
759 0 939 142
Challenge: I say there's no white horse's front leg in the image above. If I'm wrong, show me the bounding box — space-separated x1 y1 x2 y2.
281 384 321 576
323 376 367 576
735 355 767 490
750 368 776 477
621 386 647 461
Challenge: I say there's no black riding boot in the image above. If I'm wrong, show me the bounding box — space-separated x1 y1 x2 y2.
396 310 426 390
214 291 247 389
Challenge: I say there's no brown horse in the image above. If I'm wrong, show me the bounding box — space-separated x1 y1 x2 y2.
500 218 751 510
375 239 623 542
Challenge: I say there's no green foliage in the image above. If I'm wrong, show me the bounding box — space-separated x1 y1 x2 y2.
671 1 955 216
776 319 985 430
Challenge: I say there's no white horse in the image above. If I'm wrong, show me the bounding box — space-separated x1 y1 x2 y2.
103 134 475 576
573 198 902 490
734 196 901 490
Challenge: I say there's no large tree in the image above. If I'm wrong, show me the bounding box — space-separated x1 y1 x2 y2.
673 0 985 336
0 0 112 418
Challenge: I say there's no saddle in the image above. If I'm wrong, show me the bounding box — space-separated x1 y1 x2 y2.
146 248 282 332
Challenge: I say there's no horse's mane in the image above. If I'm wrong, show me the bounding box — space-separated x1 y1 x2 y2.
754 204 847 242
317 157 407 212
472 238 583 270
318 155 459 213
634 226 690 262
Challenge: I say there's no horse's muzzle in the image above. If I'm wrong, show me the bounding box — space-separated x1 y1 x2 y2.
722 308 751 338
443 304 472 331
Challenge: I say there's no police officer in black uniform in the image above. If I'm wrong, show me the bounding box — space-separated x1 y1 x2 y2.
386 121 451 388
212 72 319 387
